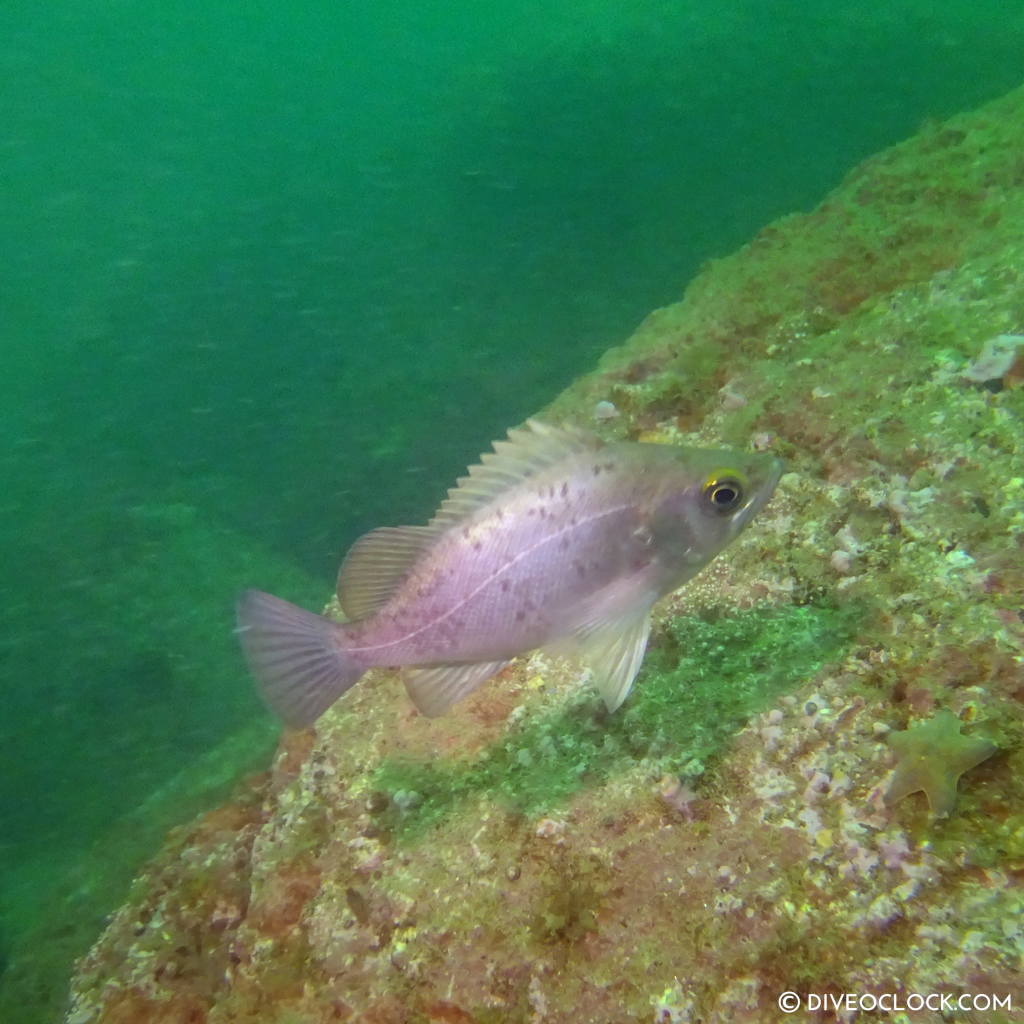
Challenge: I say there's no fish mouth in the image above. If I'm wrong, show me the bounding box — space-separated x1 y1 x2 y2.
733 456 784 534
765 456 785 494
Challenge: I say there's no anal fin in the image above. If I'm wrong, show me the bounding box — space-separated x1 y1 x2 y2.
403 660 511 717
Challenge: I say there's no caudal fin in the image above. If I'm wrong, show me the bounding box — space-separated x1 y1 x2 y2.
235 589 364 727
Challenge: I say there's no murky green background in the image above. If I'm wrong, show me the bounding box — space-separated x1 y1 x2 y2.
1 1 1021 1017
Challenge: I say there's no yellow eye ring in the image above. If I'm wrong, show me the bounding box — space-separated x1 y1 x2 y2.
702 469 747 514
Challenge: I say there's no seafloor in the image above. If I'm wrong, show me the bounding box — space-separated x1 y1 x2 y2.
66 84 1023 1023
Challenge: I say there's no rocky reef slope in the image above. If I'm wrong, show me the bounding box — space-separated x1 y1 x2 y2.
67 84 1024 1023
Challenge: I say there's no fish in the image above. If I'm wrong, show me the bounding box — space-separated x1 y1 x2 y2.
236 420 783 727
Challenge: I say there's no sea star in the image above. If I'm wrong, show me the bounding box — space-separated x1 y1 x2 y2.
885 710 998 818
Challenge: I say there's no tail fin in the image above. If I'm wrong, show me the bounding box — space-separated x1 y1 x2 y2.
235 589 364 727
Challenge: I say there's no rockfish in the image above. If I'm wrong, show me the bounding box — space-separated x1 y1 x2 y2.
236 420 782 726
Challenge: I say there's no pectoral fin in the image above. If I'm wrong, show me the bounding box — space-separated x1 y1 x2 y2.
576 612 652 712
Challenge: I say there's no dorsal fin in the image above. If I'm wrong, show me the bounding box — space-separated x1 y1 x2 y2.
430 419 604 529
336 525 438 620
337 422 602 619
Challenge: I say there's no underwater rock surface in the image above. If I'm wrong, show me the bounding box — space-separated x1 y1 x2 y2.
67 85 1024 1024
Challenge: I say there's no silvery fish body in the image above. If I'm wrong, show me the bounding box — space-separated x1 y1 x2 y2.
237 420 782 726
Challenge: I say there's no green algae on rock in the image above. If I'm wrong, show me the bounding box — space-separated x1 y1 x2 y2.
66 84 1024 1024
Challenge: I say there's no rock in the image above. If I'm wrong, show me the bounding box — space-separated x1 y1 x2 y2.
67 84 1024 1024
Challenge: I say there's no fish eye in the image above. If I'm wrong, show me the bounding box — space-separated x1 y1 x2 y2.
702 472 745 514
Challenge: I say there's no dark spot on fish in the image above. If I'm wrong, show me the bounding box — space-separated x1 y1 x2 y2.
527 507 536 516
559 537 570 550
560 481 569 498
592 464 602 476
462 527 470 539
515 609 526 622
603 461 614 472
500 579 511 592
472 540 482 551
573 560 587 577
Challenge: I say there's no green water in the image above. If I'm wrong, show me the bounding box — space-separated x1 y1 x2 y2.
1 1 1022 1019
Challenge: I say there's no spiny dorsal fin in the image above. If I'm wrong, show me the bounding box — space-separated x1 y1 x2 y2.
336 525 438 620
430 419 604 529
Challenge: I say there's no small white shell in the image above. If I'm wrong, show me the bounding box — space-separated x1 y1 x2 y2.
962 334 1024 383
